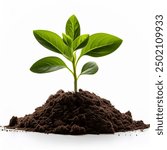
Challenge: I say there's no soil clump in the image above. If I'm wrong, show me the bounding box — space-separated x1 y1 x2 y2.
8 89 150 135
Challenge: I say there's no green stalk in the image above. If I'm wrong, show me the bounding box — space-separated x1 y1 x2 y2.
72 57 77 92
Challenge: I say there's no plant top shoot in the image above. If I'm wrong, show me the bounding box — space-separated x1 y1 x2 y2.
30 15 122 92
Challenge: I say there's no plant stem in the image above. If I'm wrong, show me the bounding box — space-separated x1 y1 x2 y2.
72 57 77 92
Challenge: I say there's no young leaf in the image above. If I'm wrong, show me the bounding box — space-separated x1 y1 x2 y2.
30 56 67 73
81 61 98 75
33 30 73 61
62 33 72 47
66 15 80 40
73 34 89 50
80 33 122 57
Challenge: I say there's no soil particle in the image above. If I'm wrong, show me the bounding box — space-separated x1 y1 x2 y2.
8 90 150 135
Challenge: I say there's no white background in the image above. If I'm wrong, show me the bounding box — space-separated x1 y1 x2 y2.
0 0 166 149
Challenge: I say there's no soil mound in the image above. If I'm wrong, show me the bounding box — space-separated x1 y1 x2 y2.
8 90 150 135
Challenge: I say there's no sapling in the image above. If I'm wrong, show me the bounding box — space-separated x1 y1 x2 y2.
30 15 122 92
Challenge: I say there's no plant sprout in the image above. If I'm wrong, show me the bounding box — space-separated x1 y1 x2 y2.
30 15 122 92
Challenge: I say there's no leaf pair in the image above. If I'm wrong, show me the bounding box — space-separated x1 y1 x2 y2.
62 33 89 51
30 57 98 76
63 15 89 51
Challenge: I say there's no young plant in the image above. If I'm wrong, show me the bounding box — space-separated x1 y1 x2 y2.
30 15 122 92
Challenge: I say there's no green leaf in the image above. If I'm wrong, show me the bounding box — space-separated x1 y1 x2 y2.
66 15 80 40
62 33 72 47
80 33 122 57
33 30 73 61
81 61 98 75
73 34 89 50
30 56 67 73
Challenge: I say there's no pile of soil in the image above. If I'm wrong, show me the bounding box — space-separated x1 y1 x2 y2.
8 89 150 135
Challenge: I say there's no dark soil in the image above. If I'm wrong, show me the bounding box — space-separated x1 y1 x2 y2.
8 89 150 135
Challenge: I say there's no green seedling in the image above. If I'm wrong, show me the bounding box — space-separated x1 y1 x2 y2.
30 15 123 92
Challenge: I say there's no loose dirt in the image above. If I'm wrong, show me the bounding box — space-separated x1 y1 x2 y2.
8 89 150 135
